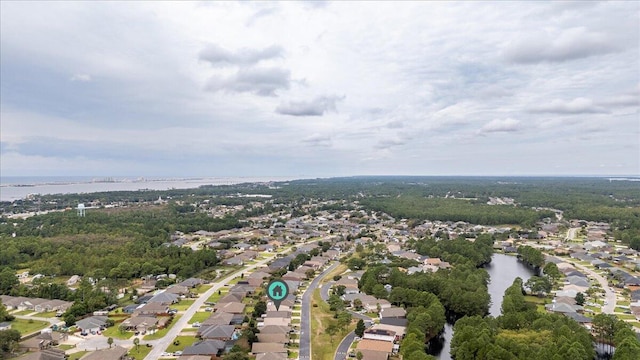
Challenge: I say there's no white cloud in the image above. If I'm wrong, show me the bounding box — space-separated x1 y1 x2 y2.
70 73 91 82
479 118 522 133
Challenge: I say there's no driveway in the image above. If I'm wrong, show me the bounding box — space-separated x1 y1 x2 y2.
300 262 339 360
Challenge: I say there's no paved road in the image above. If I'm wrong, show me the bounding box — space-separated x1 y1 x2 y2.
300 262 339 360
335 331 356 360
570 261 616 314
144 248 297 360
565 227 580 241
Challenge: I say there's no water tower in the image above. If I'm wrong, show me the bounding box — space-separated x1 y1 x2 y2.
77 203 86 217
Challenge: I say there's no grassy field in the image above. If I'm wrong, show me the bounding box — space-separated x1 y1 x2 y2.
13 310 34 316
128 345 153 360
524 295 548 304
321 263 348 285
173 300 195 311
188 311 211 324
102 324 133 340
67 351 89 360
310 289 354 360
207 289 228 303
166 335 198 352
195 284 213 294
10 318 49 334
143 315 182 340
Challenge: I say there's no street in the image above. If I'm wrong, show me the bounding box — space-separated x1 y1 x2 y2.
299 262 339 360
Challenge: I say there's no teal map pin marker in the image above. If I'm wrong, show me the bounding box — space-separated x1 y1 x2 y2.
267 279 289 311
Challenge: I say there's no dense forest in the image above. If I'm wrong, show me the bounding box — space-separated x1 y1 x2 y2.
450 277 640 360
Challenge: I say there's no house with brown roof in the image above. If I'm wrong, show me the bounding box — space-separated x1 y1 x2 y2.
213 301 246 314
252 342 288 354
257 333 289 344
356 339 393 360
80 345 129 360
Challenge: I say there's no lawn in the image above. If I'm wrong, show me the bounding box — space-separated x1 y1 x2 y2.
143 315 182 340
37 311 59 318
524 295 548 304
166 335 198 352
102 324 133 340
321 263 347 285
58 344 76 350
207 290 228 303
173 300 195 311
10 318 49 334
616 314 637 320
128 345 153 360
14 310 34 316
618 300 631 306
292 318 301 324
67 351 89 360
189 311 211 324
311 289 354 360
288 351 299 359
195 284 213 294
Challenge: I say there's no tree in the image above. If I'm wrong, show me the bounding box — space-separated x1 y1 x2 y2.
543 262 561 281
575 292 585 306
253 300 267 318
0 268 18 295
355 319 365 338
133 337 140 351
326 322 338 343
0 329 21 353
333 285 346 297
107 337 114 348
353 298 363 311
525 276 552 297
356 351 363 360
336 311 352 334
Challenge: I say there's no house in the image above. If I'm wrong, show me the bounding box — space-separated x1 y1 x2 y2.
0 322 11 331
20 331 67 351
263 317 291 327
223 256 245 266
67 275 81 286
16 348 66 360
165 285 192 297
179 278 207 288
363 328 396 343
213 302 246 314
257 333 289 344
256 353 287 360
148 292 179 304
134 302 169 316
356 340 393 360
198 324 236 340
80 345 129 360
183 339 227 357
380 307 406 319
218 293 244 304
259 325 290 335
371 323 406 339
75 316 108 333
120 316 159 332
545 302 581 314
252 342 287 354
203 312 234 326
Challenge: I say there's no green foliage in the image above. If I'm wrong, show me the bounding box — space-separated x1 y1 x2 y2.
452 278 595 360
517 246 544 269
355 319 365 338
543 262 561 280
525 276 551 297
0 329 21 354
414 235 493 267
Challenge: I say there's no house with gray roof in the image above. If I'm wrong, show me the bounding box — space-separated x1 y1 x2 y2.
183 339 227 357
75 316 107 333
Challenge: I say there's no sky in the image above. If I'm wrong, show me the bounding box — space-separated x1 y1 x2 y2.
1 1 639 178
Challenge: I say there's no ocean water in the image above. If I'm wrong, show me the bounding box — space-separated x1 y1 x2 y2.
0 176 295 202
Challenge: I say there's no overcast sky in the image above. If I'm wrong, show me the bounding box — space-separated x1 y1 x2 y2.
1 1 638 178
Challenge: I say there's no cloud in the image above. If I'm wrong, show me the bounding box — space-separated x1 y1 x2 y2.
205 67 290 96
276 95 344 116
529 97 607 114
302 133 331 146
479 118 521 133
505 27 618 64
245 7 279 27
385 120 404 129
199 44 284 67
70 73 92 82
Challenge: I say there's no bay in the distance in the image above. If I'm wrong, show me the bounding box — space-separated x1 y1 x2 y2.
0 176 296 202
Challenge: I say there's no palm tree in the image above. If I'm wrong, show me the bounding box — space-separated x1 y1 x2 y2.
133 337 140 351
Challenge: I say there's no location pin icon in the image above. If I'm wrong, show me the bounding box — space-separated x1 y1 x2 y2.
267 279 289 311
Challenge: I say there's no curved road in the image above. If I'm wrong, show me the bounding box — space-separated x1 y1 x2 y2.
300 262 339 360
570 261 616 314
